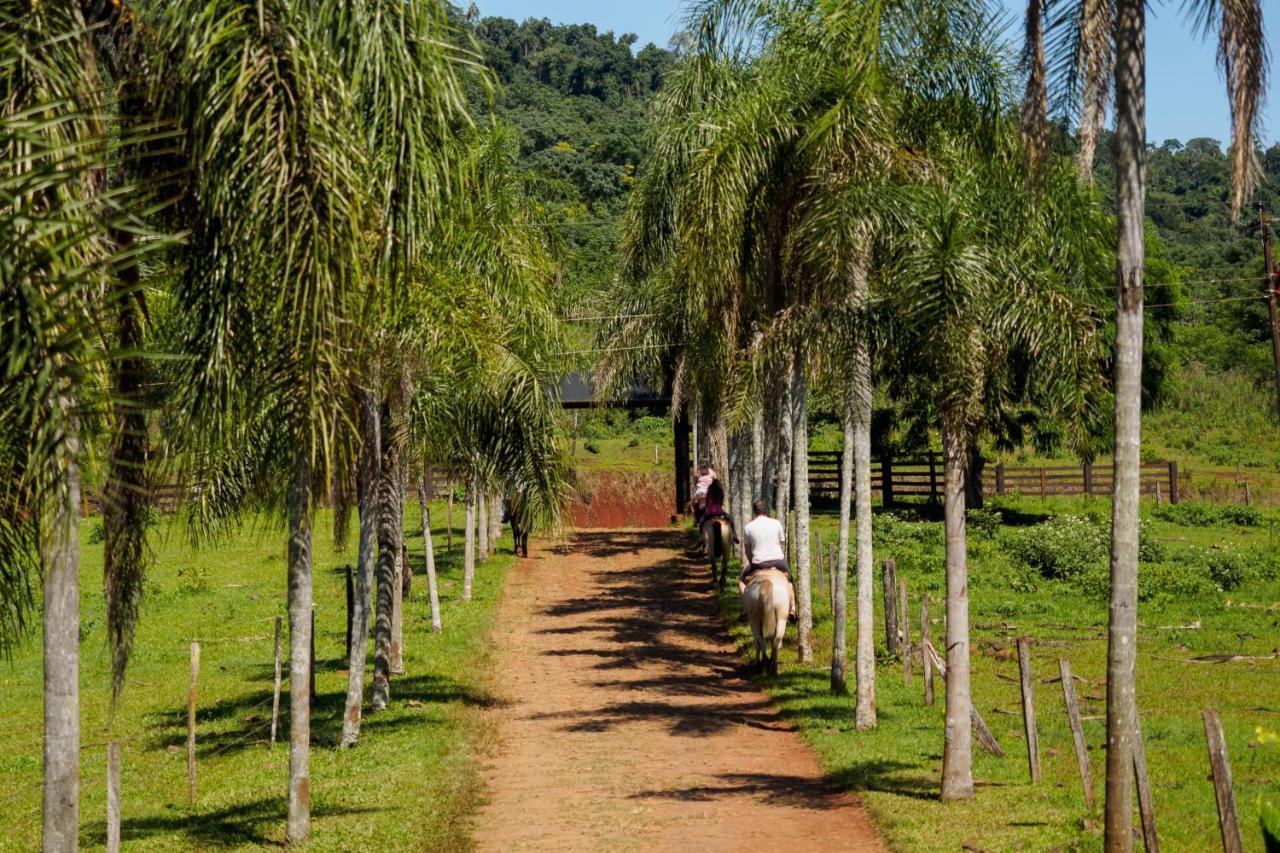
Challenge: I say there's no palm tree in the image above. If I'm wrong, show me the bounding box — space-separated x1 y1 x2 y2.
1021 0 1266 842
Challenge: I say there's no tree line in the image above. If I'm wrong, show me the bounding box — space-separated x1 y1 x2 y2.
1 0 566 846
600 1 1265 850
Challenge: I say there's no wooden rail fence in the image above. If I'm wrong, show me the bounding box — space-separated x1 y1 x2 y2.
808 451 1179 504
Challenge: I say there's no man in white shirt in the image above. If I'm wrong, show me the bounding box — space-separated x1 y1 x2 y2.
740 500 795 618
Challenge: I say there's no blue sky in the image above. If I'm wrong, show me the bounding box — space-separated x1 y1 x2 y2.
470 0 1280 147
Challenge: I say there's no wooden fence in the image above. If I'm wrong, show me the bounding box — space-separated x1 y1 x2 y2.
809 451 1180 504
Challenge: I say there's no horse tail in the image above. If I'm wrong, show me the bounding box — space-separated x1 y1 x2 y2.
759 587 778 642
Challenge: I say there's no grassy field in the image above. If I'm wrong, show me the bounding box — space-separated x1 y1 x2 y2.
709 495 1280 851
0 502 513 850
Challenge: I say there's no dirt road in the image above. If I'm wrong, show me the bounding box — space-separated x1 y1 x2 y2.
472 529 884 852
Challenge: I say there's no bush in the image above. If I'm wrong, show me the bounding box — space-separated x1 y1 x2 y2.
1005 515 1107 582
966 507 1002 539
625 437 640 448
583 440 600 454
1218 504 1263 527
631 415 669 439
1139 561 1216 601
1152 500 1261 528
88 519 106 544
1205 547 1250 591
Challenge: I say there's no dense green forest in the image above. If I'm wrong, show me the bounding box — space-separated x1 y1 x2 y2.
460 14 1279 416
462 12 674 308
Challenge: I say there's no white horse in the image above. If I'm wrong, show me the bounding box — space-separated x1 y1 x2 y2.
742 568 789 675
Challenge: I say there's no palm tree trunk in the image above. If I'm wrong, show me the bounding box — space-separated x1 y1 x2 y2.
43 418 80 852
751 408 765 504
389 453 405 676
371 401 399 711
776 366 794 521
417 476 442 633
792 351 813 664
940 415 973 801
463 480 476 601
341 389 379 747
1105 1 1145 846
832 401 852 693
490 494 503 549
851 332 876 729
285 445 313 842
477 484 489 563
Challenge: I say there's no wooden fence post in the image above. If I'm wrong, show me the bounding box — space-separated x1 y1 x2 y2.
1155 480 1162 506
106 742 121 853
1134 715 1159 853
828 543 836 601
271 615 282 747
1203 709 1244 853
344 565 354 662
1039 466 1047 498
1017 638 1041 783
1082 463 1093 498
1168 460 1179 504
815 532 824 598
995 462 1006 496
881 452 894 507
899 577 910 685
928 454 939 504
921 597 934 705
882 559 899 654
187 640 200 807
1059 657 1095 810
1244 482 1252 505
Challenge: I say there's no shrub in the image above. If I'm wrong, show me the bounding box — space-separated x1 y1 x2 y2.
1005 515 1107 582
1152 500 1260 528
1139 562 1216 602
1218 503 1262 527
583 440 601 454
1205 547 1250 591
88 519 106 544
631 415 669 439
966 507 1002 539
625 437 640 448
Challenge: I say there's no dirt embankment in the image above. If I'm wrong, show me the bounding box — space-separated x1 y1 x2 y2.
570 469 676 528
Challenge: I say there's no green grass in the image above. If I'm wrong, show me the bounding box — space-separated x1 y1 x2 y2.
713 495 1280 851
0 502 512 850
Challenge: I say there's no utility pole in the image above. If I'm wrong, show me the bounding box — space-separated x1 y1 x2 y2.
1259 201 1280 418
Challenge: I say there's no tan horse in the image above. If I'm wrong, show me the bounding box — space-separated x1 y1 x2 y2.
742 569 789 675
701 516 731 588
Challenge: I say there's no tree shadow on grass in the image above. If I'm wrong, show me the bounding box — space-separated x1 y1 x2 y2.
83 796 383 848
143 672 504 756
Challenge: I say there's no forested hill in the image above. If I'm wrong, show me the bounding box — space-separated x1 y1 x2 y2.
455 12 1278 392
460 11 675 307
1089 132 1280 383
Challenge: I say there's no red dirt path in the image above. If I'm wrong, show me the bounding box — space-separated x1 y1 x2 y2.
472 528 885 852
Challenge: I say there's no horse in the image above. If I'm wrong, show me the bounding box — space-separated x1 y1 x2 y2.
742 568 790 675
701 516 731 588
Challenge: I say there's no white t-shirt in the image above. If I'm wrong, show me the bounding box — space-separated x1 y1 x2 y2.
743 515 786 564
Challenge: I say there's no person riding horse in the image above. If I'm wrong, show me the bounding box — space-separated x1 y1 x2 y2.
740 500 795 619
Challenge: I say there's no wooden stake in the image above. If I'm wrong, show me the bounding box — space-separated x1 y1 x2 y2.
187 640 200 807
1059 657 1095 810
899 577 910 685
925 641 1002 756
828 543 836 601
815 532 824 597
1244 482 1252 505
1202 708 1244 853
270 615 282 747
1133 715 1159 852
1155 480 1162 506
921 596 934 706
882 559 898 654
1017 637 1041 783
106 742 121 853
